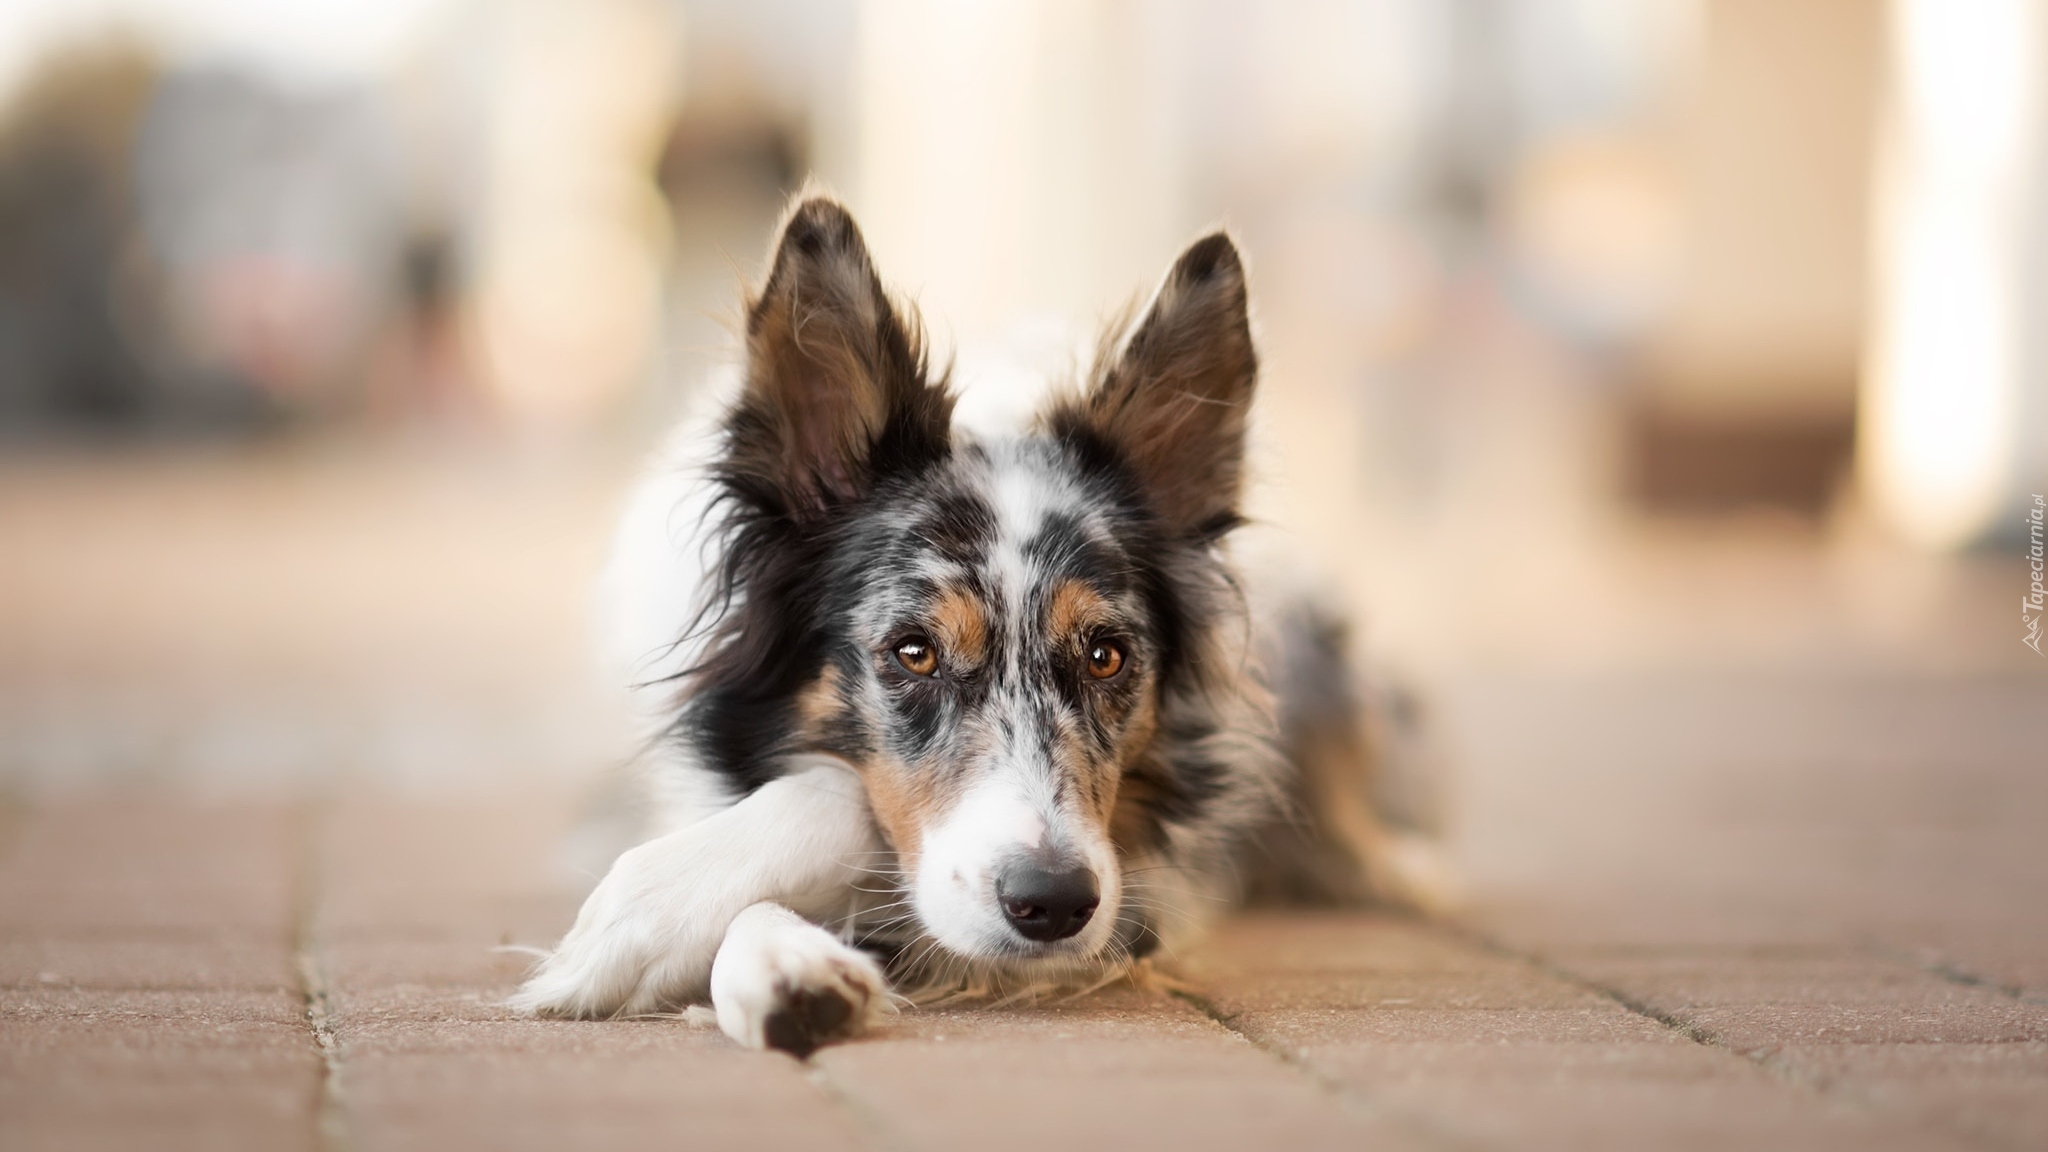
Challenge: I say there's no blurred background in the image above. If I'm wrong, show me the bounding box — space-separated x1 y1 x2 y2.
0 0 2042 910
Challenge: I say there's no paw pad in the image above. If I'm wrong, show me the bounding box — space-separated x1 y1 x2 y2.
761 982 858 1057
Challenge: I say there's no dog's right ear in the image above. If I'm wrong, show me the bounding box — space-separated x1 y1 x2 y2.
724 197 952 520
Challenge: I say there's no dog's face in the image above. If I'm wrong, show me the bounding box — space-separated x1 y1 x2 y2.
810 439 1160 963
687 198 1256 970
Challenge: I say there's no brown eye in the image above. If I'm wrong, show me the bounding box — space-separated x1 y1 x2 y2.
894 637 939 677
1085 639 1125 680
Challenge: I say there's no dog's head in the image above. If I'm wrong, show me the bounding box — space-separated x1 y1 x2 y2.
687 197 1257 970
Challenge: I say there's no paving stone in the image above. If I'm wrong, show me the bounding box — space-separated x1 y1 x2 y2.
0 805 304 976
0 805 316 1148
1196 912 1510 974
319 799 871 1152
331 988 863 1152
1192 914 1609 1015
1897 933 2048 1004
1778 1041 2048 1152
314 795 582 1005
1245 1007 1973 1151
1194 913 1628 1020
1 986 308 1057
0 802 299 933
1548 947 2048 1046
1686 1001 2046 1047
314 795 587 937
814 990 1427 1152
0 987 319 1152
0 930 297 992
1196 968 1611 1013
1188 914 1976 1150
323 931 554 993
1228 1002 1686 1046
1330 1068 1968 1152
1547 946 2029 1009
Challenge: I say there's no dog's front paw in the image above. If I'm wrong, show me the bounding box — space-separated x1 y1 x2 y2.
507 926 664 1020
508 838 728 1019
710 903 890 1056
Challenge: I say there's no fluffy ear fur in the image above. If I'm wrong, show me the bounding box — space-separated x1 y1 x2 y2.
1058 232 1258 539
725 196 952 519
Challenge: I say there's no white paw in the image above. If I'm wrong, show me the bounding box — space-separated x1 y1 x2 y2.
508 838 730 1019
508 765 886 1021
711 903 890 1055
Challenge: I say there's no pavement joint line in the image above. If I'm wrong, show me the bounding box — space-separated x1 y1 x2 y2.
1437 921 1969 1122
1865 938 2048 1006
293 802 350 1152
802 1060 917 1152
1280 920 2036 1151
1166 983 1488 1152
1443 922 1808 1072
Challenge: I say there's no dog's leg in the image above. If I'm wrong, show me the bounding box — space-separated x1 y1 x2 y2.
510 761 881 1019
710 902 889 1054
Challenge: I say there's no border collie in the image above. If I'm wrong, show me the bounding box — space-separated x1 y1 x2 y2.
511 194 1450 1054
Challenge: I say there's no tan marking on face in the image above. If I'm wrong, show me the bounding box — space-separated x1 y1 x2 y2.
1046 579 1112 643
861 752 978 865
792 661 960 863
788 663 931 859
1043 578 1155 839
927 585 989 668
1109 765 1167 854
1096 694 1156 818
1106 698 1170 853
793 664 844 741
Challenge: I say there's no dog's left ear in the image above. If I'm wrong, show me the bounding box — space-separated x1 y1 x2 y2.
726 197 952 521
1057 233 1257 540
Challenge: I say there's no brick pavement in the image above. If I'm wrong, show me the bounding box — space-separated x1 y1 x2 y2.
3 453 2045 1151
4 665 2044 1152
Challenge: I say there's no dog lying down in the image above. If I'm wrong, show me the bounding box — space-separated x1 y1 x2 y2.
512 194 1454 1054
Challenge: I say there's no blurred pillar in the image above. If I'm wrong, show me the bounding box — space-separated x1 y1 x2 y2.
1861 0 2048 549
467 0 679 432
1632 0 1882 515
850 0 1191 349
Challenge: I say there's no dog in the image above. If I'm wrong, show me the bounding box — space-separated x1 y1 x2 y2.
511 194 1451 1053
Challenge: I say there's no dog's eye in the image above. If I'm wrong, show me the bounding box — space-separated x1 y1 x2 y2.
1085 639 1125 680
894 637 939 677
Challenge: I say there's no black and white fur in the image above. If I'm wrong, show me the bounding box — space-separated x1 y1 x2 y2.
512 196 1450 1054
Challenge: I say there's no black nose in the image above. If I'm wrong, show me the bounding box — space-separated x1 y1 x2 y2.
997 864 1100 942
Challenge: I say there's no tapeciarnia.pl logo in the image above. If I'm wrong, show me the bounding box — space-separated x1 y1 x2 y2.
2026 494 2045 656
